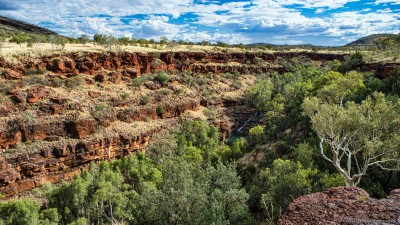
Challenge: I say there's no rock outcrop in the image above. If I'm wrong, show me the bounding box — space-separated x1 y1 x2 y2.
279 186 400 225
0 51 347 77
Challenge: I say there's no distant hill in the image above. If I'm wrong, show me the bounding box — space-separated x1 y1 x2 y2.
0 16 57 35
345 34 397 47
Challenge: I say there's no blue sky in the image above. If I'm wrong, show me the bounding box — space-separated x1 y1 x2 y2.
0 0 399 46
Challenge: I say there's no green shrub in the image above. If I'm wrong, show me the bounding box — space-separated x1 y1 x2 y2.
140 95 151 105
154 72 170 84
95 102 108 111
120 92 130 100
156 105 165 117
132 75 149 87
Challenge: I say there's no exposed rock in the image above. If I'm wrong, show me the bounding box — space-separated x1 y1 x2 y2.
95 72 107 83
279 186 400 225
88 90 101 98
26 85 53 103
108 71 122 84
144 81 162 90
3 69 22 79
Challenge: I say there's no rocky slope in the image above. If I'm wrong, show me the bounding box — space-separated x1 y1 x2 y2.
0 51 349 197
279 186 400 225
0 16 57 35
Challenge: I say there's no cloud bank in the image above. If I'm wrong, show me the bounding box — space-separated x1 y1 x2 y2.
0 0 399 45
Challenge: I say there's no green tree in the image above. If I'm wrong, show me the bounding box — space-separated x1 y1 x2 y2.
261 159 318 217
303 92 400 186
103 34 118 51
246 80 284 114
0 199 41 225
93 34 105 46
77 34 89 46
118 37 130 46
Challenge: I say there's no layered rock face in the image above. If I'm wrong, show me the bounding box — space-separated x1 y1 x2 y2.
0 51 348 197
0 51 347 77
279 186 400 225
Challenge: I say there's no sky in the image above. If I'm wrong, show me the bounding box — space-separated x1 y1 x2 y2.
0 0 399 46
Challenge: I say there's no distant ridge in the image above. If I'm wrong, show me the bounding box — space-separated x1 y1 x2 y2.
0 16 57 35
345 34 397 47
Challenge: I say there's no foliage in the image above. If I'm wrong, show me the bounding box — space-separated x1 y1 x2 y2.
246 80 284 114
77 34 89 46
154 71 170 84
303 92 400 186
338 52 364 73
156 105 165 117
248 125 267 146
261 159 318 218
132 75 150 86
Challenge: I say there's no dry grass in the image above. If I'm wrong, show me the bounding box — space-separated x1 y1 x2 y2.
0 42 349 58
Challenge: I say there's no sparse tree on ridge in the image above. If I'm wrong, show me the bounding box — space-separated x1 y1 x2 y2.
77 34 90 46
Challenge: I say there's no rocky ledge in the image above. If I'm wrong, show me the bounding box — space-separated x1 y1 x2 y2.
279 186 400 225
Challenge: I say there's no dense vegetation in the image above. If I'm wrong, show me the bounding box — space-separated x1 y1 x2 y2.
1 53 400 224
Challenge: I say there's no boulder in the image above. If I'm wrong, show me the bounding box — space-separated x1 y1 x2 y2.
279 186 400 225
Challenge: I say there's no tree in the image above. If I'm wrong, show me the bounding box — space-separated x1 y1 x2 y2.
103 34 118 51
93 34 105 46
303 92 400 186
118 37 130 46
48 35 68 50
261 159 318 218
246 80 284 115
77 34 89 46
0 199 41 225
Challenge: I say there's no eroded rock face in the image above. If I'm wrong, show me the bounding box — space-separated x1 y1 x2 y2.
0 52 348 78
0 128 160 196
278 186 400 225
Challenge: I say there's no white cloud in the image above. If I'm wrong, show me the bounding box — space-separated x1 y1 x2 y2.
0 0 398 46
375 0 400 5
271 0 360 9
130 15 188 40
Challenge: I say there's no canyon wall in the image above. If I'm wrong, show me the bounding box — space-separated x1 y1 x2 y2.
0 51 376 197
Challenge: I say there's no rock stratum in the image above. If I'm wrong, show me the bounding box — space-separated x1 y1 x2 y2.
279 186 400 225
0 51 376 197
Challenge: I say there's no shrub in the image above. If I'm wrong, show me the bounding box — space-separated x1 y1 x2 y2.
154 72 170 84
51 77 64 87
203 109 215 118
65 76 85 89
156 105 165 117
19 110 38 125
95 102 108 111
140 95 151 105
132 75 149 87
120 92 130 100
